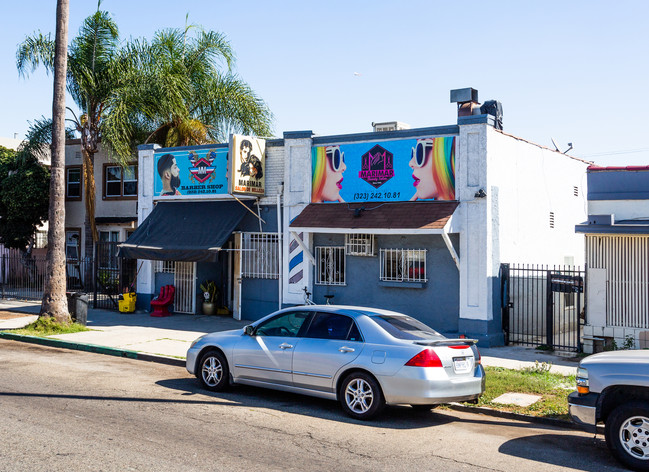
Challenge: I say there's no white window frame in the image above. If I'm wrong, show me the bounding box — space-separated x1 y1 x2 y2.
241 232 279 279
345 233 375 256
105 164 138 198
315 246 346 286
65 230 80 261
34 230 48 249
380 248 427 283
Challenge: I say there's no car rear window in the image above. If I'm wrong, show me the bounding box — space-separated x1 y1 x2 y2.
371 315 442 340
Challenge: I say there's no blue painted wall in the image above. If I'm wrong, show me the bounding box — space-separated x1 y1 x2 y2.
588 169 649 200
238 204 280 320
194 204 281 320
311 233 460 333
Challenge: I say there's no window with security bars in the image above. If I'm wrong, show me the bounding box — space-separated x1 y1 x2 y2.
241 233 279 279
316 246 346 285
153 260 175 273
380 248 427 282
34 231 48 249
345 233 375 256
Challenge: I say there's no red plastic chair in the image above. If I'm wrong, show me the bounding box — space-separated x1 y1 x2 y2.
150 285 175 317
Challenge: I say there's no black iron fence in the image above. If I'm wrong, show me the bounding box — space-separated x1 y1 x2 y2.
501 263 585 352
0 243 136 311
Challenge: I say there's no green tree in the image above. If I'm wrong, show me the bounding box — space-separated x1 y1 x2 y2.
124 25 273 149
0 143 50 253
17 7 273 249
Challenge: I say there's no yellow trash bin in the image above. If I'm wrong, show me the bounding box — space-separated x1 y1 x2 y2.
118 292 137 313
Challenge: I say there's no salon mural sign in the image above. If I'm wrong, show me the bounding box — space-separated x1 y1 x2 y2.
229 134 266 196
153 147 229 199
311 136 456 203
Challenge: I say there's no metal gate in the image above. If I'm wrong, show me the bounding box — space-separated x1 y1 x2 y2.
173 261 195 314
501 263 585 352
94 242 137 310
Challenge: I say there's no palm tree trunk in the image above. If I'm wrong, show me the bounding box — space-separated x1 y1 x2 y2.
82 148 98 245
41 0 70 322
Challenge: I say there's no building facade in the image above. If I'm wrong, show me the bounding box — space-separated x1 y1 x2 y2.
576 166 649 352
64 141 138 260
126 89 588 346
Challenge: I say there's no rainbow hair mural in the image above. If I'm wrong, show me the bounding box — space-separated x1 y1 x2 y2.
311 147 327 202
430 136 455 200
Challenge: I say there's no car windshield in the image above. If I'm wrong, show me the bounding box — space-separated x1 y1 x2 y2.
371 315 443 340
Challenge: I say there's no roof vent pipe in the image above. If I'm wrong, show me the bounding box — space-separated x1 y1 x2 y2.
450 88 480 117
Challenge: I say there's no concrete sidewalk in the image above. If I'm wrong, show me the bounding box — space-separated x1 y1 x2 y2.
0 299 579 375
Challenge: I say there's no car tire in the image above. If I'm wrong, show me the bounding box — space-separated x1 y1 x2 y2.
197 350 229 392
339 372 385 420
605 401 649 471
411 404 438 411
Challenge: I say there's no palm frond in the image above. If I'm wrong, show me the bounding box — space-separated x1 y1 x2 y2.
16 32 56 77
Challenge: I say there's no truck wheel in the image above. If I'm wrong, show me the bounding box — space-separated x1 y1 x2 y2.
605 402 649 471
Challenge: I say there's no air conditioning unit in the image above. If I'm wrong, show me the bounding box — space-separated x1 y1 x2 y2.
371 121 411 132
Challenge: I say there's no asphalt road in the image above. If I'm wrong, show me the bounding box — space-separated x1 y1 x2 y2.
0 340 625 472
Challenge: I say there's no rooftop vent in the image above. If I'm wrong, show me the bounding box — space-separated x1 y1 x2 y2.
371 121 411 132
450 87 480 117
451 87 503 130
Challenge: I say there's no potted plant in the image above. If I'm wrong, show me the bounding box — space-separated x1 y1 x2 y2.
199 280 218 315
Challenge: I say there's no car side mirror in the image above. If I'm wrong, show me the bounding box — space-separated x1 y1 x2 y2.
244 325 255 336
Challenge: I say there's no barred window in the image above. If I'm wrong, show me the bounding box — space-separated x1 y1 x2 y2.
241 232 279 279
345 233 375 256
34 231 48 249
153 260 175 273
380 248 427 282
316 246 346 286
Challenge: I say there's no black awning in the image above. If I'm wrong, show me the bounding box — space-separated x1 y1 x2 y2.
119 200 251 262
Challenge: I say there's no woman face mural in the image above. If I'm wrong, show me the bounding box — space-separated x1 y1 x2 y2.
312 146 346 202
409 137 455 201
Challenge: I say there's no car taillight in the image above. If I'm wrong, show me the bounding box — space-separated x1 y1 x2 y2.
449 345 470 350
405 349 443 367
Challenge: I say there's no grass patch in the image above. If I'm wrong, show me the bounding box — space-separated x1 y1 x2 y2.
464 366 575 420
9 316 90 337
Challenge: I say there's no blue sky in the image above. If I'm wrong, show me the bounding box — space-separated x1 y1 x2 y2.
2 0 648 165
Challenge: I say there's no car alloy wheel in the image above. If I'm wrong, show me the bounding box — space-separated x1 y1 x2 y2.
198 350 229 392
605 402 649 470
340 372 384 420
346 378 373 413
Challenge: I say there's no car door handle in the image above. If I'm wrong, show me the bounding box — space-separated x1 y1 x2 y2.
279 343 294 350
338 346 355 353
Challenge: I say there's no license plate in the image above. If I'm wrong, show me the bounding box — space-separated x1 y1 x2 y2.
453 357 470 373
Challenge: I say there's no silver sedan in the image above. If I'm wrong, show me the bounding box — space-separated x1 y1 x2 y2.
186 305 485 420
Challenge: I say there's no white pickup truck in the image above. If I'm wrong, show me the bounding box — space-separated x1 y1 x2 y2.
568 350 649 471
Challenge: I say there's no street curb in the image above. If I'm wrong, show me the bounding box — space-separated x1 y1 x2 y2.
0 332 186 367
445 403 604 434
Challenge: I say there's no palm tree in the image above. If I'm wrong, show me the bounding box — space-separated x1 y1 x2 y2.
108 24 273 150
18 8 274 252
41 0 70 322
17 7 129 246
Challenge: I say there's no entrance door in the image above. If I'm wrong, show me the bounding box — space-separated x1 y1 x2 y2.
174 261 196 314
